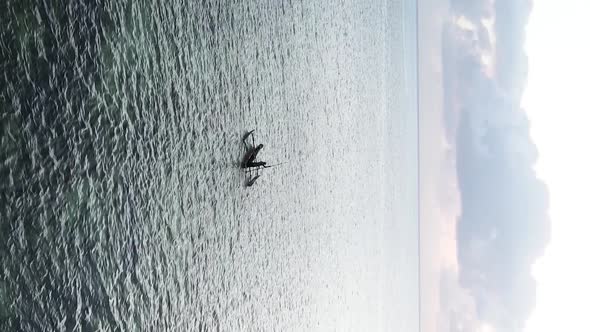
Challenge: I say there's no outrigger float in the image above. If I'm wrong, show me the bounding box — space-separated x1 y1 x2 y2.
241 130 283 187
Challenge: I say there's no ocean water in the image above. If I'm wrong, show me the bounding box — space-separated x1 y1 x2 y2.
0 0 418 331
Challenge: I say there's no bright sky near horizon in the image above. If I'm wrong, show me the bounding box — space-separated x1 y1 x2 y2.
522 1 590 331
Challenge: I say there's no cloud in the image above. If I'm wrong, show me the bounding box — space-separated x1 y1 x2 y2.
449 0 494 22
454 109 549 330
440 0 550 330
494 0 533 98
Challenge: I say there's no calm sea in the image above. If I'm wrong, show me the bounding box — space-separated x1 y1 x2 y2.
0 0 418 330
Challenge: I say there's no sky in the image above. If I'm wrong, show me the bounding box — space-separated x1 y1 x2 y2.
420 0 590 331
522 1 590 331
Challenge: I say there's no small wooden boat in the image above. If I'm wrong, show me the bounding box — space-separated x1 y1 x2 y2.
240 129 284 187
241 130 265 187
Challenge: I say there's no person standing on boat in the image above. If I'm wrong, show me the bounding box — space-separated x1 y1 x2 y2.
245 144 266 168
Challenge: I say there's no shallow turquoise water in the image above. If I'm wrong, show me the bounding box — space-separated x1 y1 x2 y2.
0 0 418 330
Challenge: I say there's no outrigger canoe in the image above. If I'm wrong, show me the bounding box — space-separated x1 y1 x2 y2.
241 130 264 187
240 129 283 187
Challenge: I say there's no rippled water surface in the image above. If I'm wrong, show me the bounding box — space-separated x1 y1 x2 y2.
1 0 418 331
